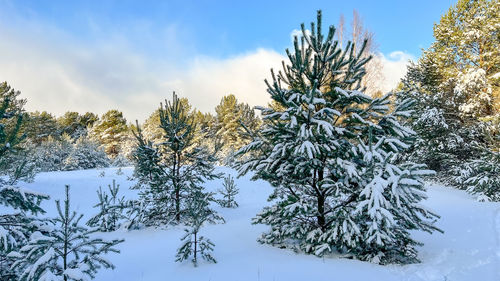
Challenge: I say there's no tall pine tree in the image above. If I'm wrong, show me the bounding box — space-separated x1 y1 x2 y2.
236 11 441 264
399 0 500 199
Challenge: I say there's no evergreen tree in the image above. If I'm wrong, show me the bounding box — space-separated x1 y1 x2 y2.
112 129 136 166
131 121 169 226
57 111 98 140
132 93 220 225
158 93 220 222
236 11 440 264
397 74 487 175
453 149 500 201
80 112 99 128
110 154 132 168
30 133 110 172
0 86 49 280
10 185 123 281
191 109 217 151
351 127 440 263
22 111 59 145
142 109 164 144
142 98 209 146
0 140 37 185
87 180 128 231
175 191 223 266
0 82 26 117
217 174 239 208
57 111 84 139
90 110 128 158
430 0 500 87
215 95 243 149
0 82 26 138
0 111 37 185
399 0 500 186
215 94 260 160
32 135 73 172
63 137 110 171
420 0 500 118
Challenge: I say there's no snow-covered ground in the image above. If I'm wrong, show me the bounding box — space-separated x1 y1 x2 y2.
18 167 500 281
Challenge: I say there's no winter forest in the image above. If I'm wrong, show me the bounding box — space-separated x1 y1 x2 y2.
1 0 499 280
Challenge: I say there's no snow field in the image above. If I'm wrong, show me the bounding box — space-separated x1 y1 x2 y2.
18 167 500 281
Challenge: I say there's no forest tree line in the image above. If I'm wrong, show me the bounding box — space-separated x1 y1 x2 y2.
0 84 261 175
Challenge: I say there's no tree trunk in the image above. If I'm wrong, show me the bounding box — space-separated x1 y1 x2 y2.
63 199 69 281
193 231 198 265
175 152 181 222
317 194 326 231
316 168 326 231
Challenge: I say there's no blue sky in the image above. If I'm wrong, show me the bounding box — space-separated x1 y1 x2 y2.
0 0 455 121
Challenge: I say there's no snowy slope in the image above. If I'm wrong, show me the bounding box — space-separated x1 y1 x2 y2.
18 167 500 281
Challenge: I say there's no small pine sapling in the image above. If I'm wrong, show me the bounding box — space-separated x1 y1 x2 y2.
87 180 127 231
175 191 224 266
10 185 124 281
120 199 147 230
218 174 239 208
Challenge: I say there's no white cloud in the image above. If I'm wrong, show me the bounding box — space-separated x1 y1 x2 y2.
0 20 285 123
0 15 414 124
376 51 415 92
290 29 311 42
164 50 284 115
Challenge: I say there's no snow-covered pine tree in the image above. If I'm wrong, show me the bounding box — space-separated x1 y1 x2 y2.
131 121 169 226
352 125 441 263
63 136 110 171
454 149 500 201
175 191 224 266
111 154 132 168
400 55 496 173
158 93 221 223
33 134 73 172
10 185 123 281
0 86 49 280
217 174 239 208
87 180 128 231
21 111 59 145
111 130 136 167
141 98 201 145
236 11 440 264
0 139 37 185
56 111 98 140
131 93 220 226
398 0 499 182
431 0 499 95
